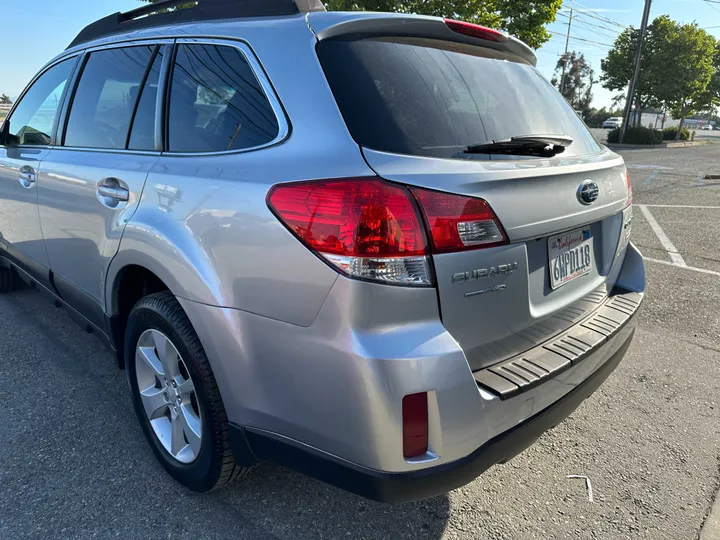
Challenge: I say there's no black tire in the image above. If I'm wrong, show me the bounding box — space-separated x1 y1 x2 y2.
125 291 249 492
0 266 25 293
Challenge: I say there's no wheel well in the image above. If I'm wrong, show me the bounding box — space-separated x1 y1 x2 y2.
110 265 169 369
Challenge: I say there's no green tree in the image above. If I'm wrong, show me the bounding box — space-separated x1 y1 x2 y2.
551 51 594 113
600 16 674 126
654 22 716 138
0 94 12 105
601 16 718 136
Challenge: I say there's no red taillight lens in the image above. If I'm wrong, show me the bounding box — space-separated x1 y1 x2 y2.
444 19 508 42
268 178 508 285
402 392 428 459
625 169 633 206
411 187 508 253
267 178 432 285
267 178 426 257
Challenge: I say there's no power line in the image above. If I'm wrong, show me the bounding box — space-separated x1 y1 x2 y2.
557 10 623 36
562 0 628 29
701 0 720 14
573 11 625 35
547 29 614 48
557 11 618 37
571 18 622 41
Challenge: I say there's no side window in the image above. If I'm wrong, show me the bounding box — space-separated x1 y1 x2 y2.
64 46 155 149
128 49 164 151
6 58 74 146
168 44 279 152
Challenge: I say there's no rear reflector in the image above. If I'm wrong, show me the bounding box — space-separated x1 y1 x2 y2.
444 19 508 42
411 187 508 253
402 392 428 458
267 178 432 286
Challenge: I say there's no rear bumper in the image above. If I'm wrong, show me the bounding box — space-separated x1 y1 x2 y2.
231 321 636 503
181 242 644 500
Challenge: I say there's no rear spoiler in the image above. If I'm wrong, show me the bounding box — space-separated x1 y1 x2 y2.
310 14 536 67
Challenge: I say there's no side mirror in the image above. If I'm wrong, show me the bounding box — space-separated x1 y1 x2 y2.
0 120 9 146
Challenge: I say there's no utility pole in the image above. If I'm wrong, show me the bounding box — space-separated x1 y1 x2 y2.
620 0 652 143
560 8 573 96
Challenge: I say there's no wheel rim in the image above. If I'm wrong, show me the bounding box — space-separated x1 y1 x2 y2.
135 329 202 464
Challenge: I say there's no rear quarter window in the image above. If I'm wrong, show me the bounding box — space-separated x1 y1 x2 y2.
316 38 602 160
167 44 280 153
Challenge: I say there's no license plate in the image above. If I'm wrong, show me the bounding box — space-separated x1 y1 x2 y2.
548 227 593 289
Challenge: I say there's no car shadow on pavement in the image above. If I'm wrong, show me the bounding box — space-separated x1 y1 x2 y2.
0 288 451 540
211 463 452 539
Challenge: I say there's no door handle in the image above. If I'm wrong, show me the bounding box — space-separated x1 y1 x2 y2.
97 185 129 202
18 165 36 188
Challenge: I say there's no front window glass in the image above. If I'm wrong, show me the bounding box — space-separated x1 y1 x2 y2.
7 59 74 146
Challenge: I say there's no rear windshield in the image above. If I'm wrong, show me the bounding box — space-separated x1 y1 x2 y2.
316 38 602 160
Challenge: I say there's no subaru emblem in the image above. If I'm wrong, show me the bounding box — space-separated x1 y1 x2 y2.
577 180 599 205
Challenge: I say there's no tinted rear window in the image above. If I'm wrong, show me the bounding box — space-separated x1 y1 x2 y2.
317 38 601 159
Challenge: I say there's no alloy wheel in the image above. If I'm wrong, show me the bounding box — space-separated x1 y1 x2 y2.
135 329 202 464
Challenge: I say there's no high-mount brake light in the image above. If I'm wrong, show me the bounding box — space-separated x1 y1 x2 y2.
268 178 509 286
444 19 508 42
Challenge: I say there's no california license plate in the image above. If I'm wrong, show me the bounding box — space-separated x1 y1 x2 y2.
548 227 593 289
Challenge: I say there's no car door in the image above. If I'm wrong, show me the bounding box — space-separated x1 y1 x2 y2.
0 57 77 279
37 43 168 329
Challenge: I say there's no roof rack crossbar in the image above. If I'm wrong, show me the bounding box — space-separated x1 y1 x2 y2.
67 0 325 50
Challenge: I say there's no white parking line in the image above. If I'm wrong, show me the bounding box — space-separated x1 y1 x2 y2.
640 204 720 209
626 164 674 170
644 257 720 277
637 204 687 267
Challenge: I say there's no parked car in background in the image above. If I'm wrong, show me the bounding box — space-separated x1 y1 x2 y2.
603 117 624 129
0 0 644 503
701 124 713 130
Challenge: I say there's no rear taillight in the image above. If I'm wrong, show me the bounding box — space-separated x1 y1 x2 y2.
411 187 508 253
625 169 633 206
402 392 428 459
267 178 432 286
444 19 508 42
267 178 507 286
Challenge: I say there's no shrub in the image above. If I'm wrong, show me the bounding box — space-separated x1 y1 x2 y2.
607 126 662 145
662 127 690 140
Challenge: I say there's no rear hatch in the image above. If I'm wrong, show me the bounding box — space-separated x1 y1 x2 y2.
313 17 631 370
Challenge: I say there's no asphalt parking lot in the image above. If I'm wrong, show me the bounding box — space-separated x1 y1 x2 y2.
1 144 719 540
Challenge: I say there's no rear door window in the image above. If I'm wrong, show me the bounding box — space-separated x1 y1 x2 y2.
64 46 156 149
317 38 602 159
167 44 279 152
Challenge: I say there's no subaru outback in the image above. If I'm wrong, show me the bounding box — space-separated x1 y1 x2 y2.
0 0 644 503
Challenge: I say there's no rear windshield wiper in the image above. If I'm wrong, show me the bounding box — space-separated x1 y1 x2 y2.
465 135 573 157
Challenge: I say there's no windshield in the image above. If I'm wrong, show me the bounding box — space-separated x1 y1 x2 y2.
316 37 602 160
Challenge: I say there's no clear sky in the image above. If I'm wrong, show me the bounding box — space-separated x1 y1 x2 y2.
2 0 720 109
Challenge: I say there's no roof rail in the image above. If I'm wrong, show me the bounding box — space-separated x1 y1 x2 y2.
67 0 325 49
